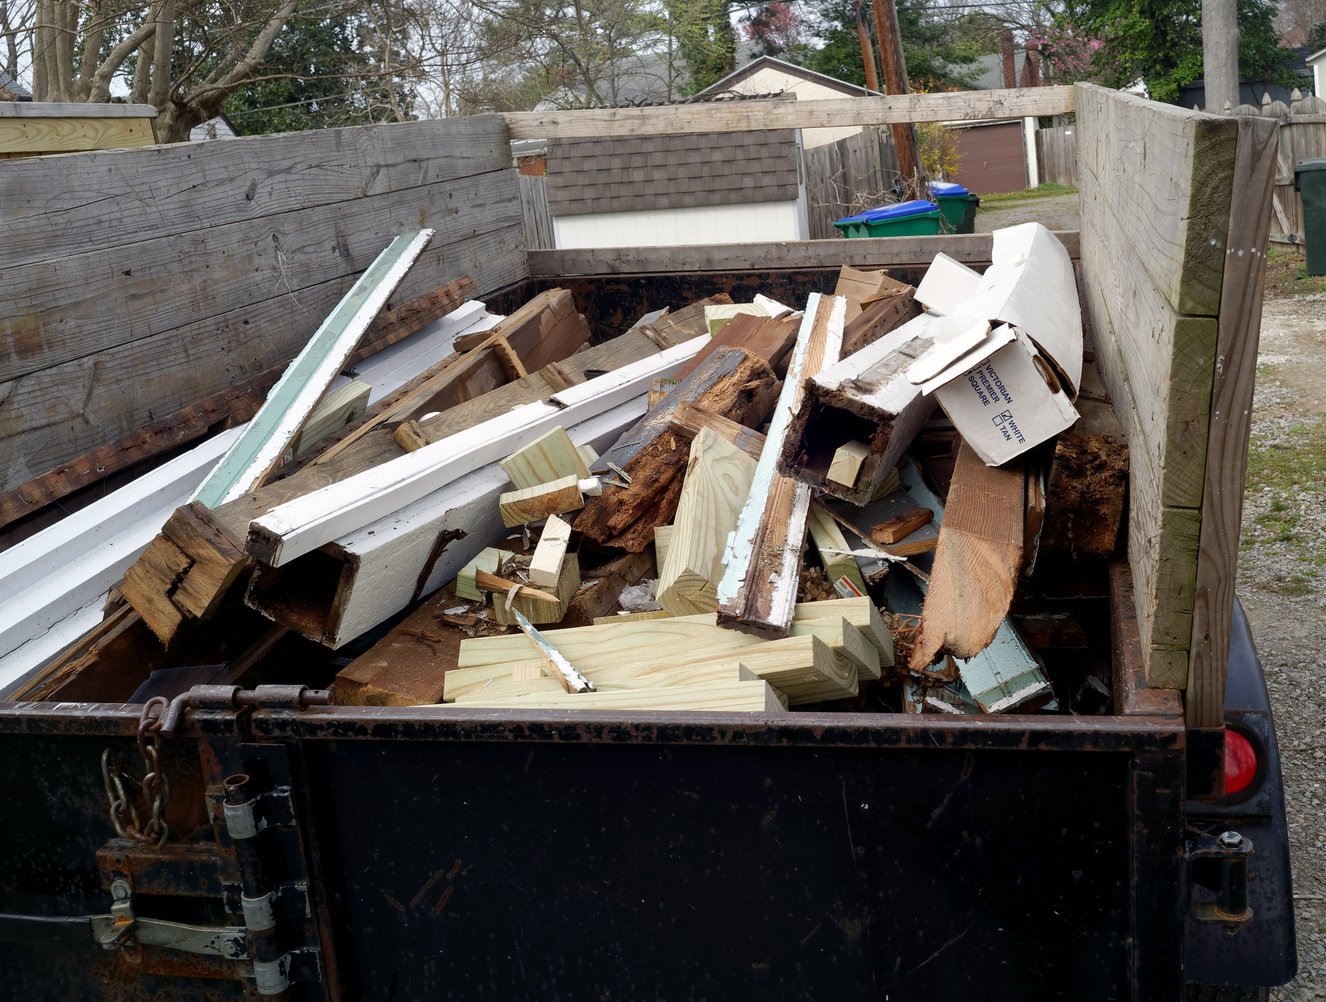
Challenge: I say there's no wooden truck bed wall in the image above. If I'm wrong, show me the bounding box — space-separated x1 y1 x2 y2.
0 84 1277 731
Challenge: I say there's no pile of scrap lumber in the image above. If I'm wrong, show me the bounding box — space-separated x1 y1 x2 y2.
2 225 1130 720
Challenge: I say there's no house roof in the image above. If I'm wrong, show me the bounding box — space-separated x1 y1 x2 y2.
545 129 800 217
0 71 32 100
966 51 1029 91
694 56 879 99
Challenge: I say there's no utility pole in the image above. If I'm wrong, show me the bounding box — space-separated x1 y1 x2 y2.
1202 0 1240 111
871 0 923 192
853 0 881 94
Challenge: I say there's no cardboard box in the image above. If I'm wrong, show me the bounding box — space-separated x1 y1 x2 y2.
906 223 1083 465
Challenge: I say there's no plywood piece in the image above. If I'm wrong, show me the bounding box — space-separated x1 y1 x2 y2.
498 475 585 527
501 426 591 490
657 428 758 616
912 441 1026 667
528 514 572 588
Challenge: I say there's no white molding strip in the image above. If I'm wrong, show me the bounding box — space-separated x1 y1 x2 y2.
247 336 709 568
192 229 435 508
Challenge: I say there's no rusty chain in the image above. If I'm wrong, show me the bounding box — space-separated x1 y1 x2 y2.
99 697 171 848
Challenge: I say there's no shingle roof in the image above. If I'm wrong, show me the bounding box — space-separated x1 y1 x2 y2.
544 129 800 217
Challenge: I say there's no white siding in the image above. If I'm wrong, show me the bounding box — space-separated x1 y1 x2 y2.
553 200 804 249
720 69 863 147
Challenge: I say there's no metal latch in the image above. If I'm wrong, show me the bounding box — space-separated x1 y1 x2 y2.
91 878 248 959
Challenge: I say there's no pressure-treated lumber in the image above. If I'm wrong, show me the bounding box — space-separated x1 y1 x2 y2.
490 555 581 626
247 338 706 567
502 86 1074 139
911 441 1026 668
1075 83 1240 688
457 548 504 601
1187 114 1278 727
291 380 372 458
666 401 766 461
0 112 155 155
717 294 847 638
498 475 587 527
827 441 870 489
501 427 591 489
528 515 573 588
653 525 673 569
573 346 779 553
657 428 758 616
450 678 785 713
192 230 435 509
782 316 934 506
806 504 867 598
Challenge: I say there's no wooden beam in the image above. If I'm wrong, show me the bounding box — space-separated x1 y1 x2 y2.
717 294 847 638
449 678 785 713
657 428 758 616
573 346 779 553
560 549 655 627
674 312 800 381
827 441 870 490
666 401 767 461
782 316 934 506
490 556 581 627
503 87 1075 139
192 230 435 509
911 441 1026 667
525 233 1082 278
528 514 572 588
498 475 589 527
247 339 706 568
1187 114 1278 727
0 115 155 154
244 399 642 648
501 426 591 490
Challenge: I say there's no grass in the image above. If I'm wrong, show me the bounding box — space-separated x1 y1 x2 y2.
1263 246 1326 297
1245 416 1326 493
978 182 1077 205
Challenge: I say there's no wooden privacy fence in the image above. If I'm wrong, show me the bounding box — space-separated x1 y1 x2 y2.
803 127 900 239
1036 125 1077 185
1253 92 1326 244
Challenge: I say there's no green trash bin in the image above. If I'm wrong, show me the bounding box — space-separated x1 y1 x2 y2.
928 181 980 234
1296 158 1326 275
832 200 942 238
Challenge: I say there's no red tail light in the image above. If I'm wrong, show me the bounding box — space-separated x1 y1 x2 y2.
1224 727 1258 796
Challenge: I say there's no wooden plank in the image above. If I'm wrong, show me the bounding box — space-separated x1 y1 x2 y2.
501 427 591 490
657 428 758 616
573 346 779 553
352 276 477 363
666 401 766 461
1075 84 1236 316
717 294 846 637
290 380 372 459
0 116 154 154
0 172 516 388
526 232 1082 277
0 101 158 118
806 504 867 598
0 224 527 492
490 555 581 627
870 505 933 545
528 514 573 588
498 475 586 527
503 86 1074 139
674 313 800 380
1187 115 1278 727
192 230 435 509
450 679 785 713
911 440 1026 667
457 548 504 601
0 116 511 270
246 339 705 568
